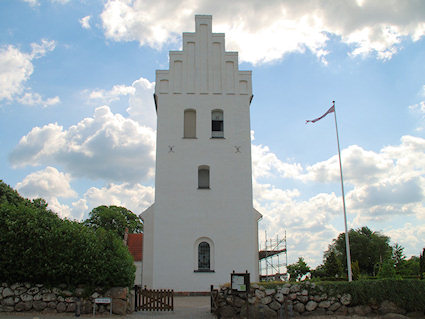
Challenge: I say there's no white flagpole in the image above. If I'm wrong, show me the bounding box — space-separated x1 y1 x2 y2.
332 100 353 282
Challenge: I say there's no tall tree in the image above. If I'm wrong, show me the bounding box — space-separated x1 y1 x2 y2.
324 251 342 278
325 226 392 276
83 205 143 238
420 248 425 280
392 243 406 270
287 257 310 280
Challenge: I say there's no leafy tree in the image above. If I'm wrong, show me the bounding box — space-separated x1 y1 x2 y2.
84 205 143 237
0 182 135 287
420 248 425 279
377 259 396 279
325 226 392 276
324 251 342 278
287 257 310 280
392 243 406 270
311 264 326 278
396 256 419 277
351 260 360 280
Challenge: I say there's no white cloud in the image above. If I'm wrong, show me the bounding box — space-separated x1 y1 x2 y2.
16 167 77 218
127 77 156 128
0 39 57 105
302 145 393 185
386 223 425 258
17 92 60 107
0 45 34 101
82 182 154 216
10 105 156 183
100 0 425 64
252 135 425 266
87 76 156 128
30 39 56 59
80 16 91 29
252 143 303 180
16 166 77 199
89 84 135 102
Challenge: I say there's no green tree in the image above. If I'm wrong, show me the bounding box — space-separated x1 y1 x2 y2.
397 256 419 277
325 226 392 276
324 251 342 278
351 260 360 280
84 205 143 237
377 258 396 279
287 257 310 280
0 181 135 287
420 248 425 279
311 264 326 278
392 243 406 270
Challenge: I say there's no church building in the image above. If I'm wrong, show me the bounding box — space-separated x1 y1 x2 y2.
141 15 262 292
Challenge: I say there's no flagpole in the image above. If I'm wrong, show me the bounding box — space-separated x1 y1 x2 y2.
332 101 353 282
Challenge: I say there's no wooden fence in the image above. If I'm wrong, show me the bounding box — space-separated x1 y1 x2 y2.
135 286 174 311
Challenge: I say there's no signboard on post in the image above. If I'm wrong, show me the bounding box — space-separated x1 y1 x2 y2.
231 271 250 292
93 297 112 315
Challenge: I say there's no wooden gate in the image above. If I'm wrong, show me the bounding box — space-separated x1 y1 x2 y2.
135 286 174 311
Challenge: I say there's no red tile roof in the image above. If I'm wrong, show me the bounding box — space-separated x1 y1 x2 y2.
127 233 143 261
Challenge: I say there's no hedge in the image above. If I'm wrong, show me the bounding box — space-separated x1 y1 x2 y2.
0 181 135 288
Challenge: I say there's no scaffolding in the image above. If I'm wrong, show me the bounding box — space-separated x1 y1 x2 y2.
259 231 288 281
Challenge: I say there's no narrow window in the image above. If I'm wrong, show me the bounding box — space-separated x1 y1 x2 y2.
211 110 224 138
198 165 210 189
184 109 196 138
198 242 210 270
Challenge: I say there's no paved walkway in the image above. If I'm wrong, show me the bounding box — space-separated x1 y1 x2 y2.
0 296 215 319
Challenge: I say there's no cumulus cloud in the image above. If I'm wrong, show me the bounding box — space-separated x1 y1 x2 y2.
16 167 77 218
251 134 425 265
87 77 156 128
127 77 156 128
0 39 57 105
89 84 135 102
16 166 77 199
252 143 303 180
100 0 425 64
80 16 91 29
10 105 156 183
82 182 154 216
17 92 60 107
386 223 425 258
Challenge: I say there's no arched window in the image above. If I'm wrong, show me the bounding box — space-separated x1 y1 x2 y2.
198 165 210 189
211 110 224 138
198 242 210 270
184 109 196 138
194 237 214 272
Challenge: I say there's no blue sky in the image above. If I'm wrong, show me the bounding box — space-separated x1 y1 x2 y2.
1 0 425 268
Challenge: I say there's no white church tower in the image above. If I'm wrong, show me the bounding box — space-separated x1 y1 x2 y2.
141 15 262 292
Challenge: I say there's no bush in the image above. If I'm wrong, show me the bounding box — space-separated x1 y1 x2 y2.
0 181 135 288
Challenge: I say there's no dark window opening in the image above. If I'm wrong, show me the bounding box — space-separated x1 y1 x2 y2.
198 242 210 270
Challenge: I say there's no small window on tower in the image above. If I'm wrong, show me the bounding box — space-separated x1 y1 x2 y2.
211 110 224 138
198 165 210 189
184 109 196 138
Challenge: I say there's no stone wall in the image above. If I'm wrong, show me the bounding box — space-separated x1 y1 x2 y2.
0 283 132 315
214 283 422 318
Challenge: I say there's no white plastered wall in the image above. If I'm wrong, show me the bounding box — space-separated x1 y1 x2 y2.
141 15 261 292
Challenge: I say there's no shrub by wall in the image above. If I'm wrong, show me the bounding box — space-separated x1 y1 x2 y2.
0 181 135 288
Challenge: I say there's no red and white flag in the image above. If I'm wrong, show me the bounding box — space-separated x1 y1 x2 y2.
306 105 335 124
